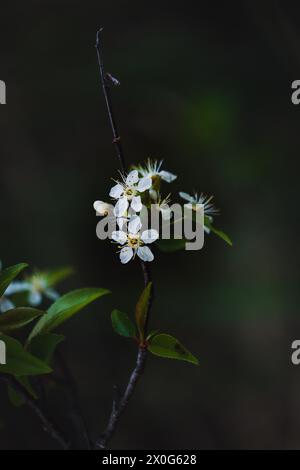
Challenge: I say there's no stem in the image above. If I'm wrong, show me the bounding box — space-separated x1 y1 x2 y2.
94 28 154 449
0 374 70 450
95 347 147 449
95 28 126 173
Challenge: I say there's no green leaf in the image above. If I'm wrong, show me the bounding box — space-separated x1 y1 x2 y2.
204 216 232 246
0 335 52 376
135 282 152 341
148 334 199 366
30 333 64 364
146 329 160 341
43 266 74 287
0 263 28 297
111 310 136 338
156 239 186 252
28 287 110 342
7 376 37 407
0 307 44 332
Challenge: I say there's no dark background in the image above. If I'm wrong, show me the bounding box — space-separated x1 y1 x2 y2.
0 0 300 450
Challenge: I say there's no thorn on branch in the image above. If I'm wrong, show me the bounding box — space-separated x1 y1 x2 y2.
106 73 120 87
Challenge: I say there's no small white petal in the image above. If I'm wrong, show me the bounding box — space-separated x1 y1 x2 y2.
117 217 127 229
159 170 177 183
114 197 129 217
128 215 142 235
111 230 127 245
137 246 154 262
130 196 142 213
141 229 159 244
109 183 124 199
44 288 59 301
93 200 110 216
5 281 31 295
126 170 139 186
29 291 42 306
120 246 134 264
137 176 152 192
0 298 15 312
179 192 195 203
204 225 211 234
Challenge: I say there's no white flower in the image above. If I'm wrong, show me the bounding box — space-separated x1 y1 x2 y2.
93 200 111 216
109 170 152 217
136 159 177 183
111 217 158 264
179 191 218 234
5 275 59 306
179 192 218 216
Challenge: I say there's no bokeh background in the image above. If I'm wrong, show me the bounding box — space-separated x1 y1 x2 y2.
0 0 300 450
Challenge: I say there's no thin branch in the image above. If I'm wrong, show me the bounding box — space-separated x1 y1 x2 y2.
95 28 126 173
95 347 147 449
0 374 70 450
94 28 154 449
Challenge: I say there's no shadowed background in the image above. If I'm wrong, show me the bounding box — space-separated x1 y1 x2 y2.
0 0 299 449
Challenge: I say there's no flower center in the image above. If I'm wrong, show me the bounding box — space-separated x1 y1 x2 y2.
124 187 135 200
127 235 140 249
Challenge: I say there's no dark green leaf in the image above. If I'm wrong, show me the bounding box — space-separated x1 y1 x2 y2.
148 334 199 365
28 287 110 342
0 335 52 376
0 263 28 297
30 333 64 364
0 307 44 332
135 283 152 341
7 376 37 407
111 310 136 338
204 216 232 246
156 239 186 252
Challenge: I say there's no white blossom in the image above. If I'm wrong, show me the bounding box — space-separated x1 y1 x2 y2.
5 275 59 306
136 159 177 183
93 200 111 216
179 192 218 216
111 217 158 264
109 170 152 217
179 191 218 234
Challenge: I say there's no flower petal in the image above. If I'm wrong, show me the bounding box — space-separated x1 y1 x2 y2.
109 183 124 199
137 246 154 262
120 246 134 264
117 217 127 230
130 196 142 213
137 176 152 192
126 170 139 186
141 229 159 244
93 200 110 216
44 288 59 301
28 291 42 306
179 192 195 203
5 281 31 295
128 215 142 235
114 197 129 217
111 230 127 245
159 170 177 183
0 297 15 313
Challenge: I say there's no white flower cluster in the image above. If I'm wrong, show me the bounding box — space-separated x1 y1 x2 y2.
93 159 219 263
93 160 177 264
